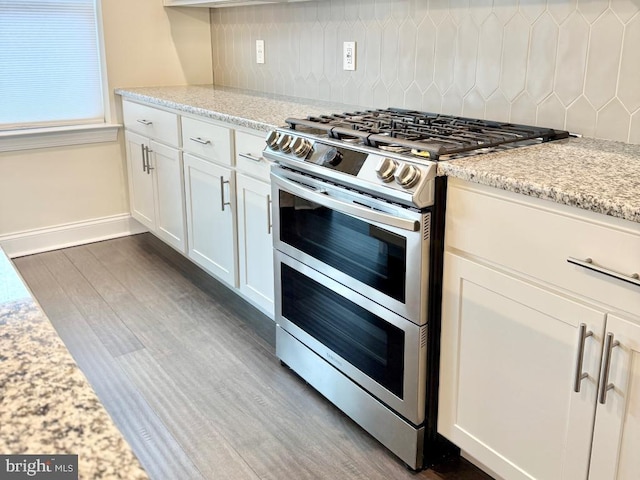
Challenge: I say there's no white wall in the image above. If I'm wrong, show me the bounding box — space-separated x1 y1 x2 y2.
0 0 213 254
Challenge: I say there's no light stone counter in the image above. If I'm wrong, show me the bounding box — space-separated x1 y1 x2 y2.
438 137 640 224
115 84 362 132
0 249 148 479
115 85 640 224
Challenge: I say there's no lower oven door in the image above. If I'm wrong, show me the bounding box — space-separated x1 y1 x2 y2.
271 166 431 326
275 250 427 425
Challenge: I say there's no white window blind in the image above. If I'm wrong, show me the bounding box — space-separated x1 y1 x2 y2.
0 0 104 129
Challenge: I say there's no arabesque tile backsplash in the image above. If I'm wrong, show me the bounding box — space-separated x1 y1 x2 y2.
211 0 640 143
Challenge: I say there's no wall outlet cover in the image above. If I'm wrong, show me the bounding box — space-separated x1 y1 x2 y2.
256 40 265 64
343 41 356 71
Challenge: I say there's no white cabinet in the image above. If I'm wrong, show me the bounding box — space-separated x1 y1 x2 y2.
121 97 275 316
181 115 238 287
236 173 273 316
234 130 274 317
438 179 640 480
124 131 186 253
125 131 155 229
589 314 640 480
439 252 606 480
183 152 237 287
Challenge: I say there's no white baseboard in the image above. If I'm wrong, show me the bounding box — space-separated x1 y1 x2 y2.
0 214 148 258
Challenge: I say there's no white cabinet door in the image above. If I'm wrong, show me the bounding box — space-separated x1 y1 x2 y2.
439 252 606 480
236 173 274 317
183 153 237 287
589 313 640 480
149 140 186 253
125 131 155 230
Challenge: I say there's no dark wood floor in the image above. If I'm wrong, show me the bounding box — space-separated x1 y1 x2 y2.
14 234 492 480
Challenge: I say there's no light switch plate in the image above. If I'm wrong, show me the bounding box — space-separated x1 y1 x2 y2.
256 40 265 64
343 41 356 71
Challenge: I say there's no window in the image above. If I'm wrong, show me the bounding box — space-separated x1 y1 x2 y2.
0 0 104 130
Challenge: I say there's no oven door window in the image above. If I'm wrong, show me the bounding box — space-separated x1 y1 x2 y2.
281 263 405 398
279 190 407 302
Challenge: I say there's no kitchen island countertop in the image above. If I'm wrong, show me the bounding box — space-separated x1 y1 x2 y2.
116 85 640 224
0 248 148 479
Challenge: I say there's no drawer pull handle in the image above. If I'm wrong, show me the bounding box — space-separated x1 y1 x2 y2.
189 137 211 145
220 177 231 212
137 119 153 126
567 257 640 287
145 146 154 173
239 152 264 163
573 323 593 393
141 144 147 173
598 332 620 405
267 194 272 235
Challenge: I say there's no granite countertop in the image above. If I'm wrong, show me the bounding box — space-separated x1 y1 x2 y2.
0 249 148 479
438 137 640 224
115 84 363 133
115 85 640 224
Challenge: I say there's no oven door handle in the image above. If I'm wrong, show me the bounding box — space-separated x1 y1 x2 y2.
274 173 420 232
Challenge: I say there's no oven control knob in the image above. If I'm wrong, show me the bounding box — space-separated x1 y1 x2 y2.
278 134 293 153
292 137 312 158
265 130 280 149
321 147 343 166
375 157 398 182
394 163 421 188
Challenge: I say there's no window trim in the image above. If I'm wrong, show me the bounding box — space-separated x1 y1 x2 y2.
0 124 120 153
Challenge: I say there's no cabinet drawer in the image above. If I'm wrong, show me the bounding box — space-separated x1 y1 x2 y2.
122 100 179 147
235 130 271 182
181 116 233 166
445 179 640 315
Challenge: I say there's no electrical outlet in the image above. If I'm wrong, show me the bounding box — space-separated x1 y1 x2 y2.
256 40 265 64
343 41 356 71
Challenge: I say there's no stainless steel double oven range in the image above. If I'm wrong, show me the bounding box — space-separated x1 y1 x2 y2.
263 109 569 470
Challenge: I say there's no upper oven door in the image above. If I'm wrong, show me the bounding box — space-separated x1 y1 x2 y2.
271 165 431 326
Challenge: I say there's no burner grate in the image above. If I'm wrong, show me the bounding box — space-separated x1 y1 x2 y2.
286 108 569 160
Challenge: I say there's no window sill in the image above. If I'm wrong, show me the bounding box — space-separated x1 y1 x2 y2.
0 124 121 153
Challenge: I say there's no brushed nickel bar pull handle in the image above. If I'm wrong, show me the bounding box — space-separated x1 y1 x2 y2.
141 144 147 173
137 119 153 126
239 152 263 163
272 171 420 232
567 257 640 287
573 323 593 393
189 136 211 145
598 332 620 404
267 194 272 235
145 146 154 174
220 177 231 211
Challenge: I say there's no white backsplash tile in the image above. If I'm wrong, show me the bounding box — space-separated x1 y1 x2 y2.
554 12 590 107
584 10 624 110
500 13 530 102
577 0 610 23
536 93 566 130
526 13 558 103
630 112 640 143
596 98 631 142
611 0 640 21
211 0 640 143
566 96 598 137
618 15 640 112
476 14 503 100
511 91 537 125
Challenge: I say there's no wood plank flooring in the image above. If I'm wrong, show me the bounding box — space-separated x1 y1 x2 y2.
13 234 492 480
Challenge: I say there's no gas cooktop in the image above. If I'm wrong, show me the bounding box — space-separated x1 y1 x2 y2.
285 108 570 161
